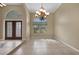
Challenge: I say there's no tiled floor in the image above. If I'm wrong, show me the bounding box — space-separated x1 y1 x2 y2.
0 40 23 55
10 39 79 55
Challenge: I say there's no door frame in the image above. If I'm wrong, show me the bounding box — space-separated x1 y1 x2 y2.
5 21 22 40
3 19 23 40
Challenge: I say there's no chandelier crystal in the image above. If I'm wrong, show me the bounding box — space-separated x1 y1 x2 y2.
0 3 6 7
35 3 49 18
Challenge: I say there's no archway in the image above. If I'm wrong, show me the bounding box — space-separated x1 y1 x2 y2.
3 10 23 40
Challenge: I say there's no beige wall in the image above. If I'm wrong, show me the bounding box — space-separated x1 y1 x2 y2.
30 13 54 39
54 3 79 50
25 6 30 40
0 4 30 40
0 7 2 39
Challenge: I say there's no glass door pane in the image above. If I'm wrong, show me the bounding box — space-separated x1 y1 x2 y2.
16 22 21 37
7 22 12 37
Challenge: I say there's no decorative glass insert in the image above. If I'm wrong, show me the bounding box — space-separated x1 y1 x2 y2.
7 22 12 37
6 10 22 19
33 17 47 33
16 22 21 37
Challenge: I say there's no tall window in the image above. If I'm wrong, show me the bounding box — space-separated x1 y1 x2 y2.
33 17 47 33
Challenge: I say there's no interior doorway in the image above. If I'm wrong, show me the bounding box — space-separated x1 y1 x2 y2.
5 21 22 40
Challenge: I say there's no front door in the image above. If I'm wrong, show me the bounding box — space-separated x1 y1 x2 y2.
5 21 22 40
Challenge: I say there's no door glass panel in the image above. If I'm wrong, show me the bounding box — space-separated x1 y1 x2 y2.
16 22 21 37
7 22 12 37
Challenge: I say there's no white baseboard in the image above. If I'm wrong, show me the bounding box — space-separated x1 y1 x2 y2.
55 36 79 53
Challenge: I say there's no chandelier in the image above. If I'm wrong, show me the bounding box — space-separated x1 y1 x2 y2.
35 3 49 19
0 3 6 7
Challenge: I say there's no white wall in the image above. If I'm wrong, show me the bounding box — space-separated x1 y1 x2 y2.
54 3 79 50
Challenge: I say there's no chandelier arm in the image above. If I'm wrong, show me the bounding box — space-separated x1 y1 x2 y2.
35 3 49 18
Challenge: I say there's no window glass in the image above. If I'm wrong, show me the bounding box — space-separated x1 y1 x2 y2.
33 17 47 33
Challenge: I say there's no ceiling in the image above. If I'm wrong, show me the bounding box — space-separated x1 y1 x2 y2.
25 3 61 13
5 3 61 13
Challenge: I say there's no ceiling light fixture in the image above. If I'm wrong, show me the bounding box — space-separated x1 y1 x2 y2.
35 3 49 19
0 3 6 7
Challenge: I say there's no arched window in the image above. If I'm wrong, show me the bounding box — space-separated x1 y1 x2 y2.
6 10 22 19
